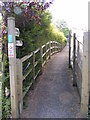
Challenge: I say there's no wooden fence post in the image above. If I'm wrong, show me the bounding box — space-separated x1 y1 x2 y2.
80 32 89 118
46 44 47 63
40 47 43 73
52 41 53 54
16 59 23 115
69 31 72 68
54 41 55 54
33 52 35 83
61 44 63 51
51 42 52 55
8 17 19 118
60 44 62 51
77 41 79 57
59 44 61 52
73 33 77 86
54 42 56 53
56 43 58 53
55 42 57 53
53 41 55 54
49 41 51 59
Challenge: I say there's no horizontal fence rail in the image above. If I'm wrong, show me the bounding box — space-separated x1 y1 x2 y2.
16 40 65 115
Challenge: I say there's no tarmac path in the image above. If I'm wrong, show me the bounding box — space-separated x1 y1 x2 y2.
20 45 80 118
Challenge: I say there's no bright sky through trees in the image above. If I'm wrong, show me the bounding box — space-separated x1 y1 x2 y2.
48 0 89 31
0 0 89 31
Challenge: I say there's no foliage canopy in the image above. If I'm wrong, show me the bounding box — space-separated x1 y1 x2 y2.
56 19 70 38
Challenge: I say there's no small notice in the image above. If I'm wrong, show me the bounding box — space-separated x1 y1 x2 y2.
8 43 14 58
8 35 13 43
16 40 23 46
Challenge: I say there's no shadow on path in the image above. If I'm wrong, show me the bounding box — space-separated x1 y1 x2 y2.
20 45 80 118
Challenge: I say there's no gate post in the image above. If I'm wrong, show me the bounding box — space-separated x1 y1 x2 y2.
80 32 89 117
8 17 19 118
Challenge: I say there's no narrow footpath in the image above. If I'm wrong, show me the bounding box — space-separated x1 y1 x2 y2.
20 45 80 118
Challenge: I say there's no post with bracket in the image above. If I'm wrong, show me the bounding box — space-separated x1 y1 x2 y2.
8 17 19 118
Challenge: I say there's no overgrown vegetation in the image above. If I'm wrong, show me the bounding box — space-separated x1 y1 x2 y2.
16 11 66 58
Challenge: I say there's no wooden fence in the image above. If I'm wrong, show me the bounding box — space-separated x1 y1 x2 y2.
3 40 65 118
69 32 90 117
16 41 65 116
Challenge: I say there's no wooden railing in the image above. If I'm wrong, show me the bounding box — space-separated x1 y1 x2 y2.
73 34 83 96
69 33 84 96
16 41 65 115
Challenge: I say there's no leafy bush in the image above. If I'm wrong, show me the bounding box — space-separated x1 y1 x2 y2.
17 11 66 58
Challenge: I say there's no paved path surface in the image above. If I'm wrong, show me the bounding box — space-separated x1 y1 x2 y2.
20 45 80 118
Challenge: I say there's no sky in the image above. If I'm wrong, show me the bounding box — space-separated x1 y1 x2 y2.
48 0 90 31
0 0 89 31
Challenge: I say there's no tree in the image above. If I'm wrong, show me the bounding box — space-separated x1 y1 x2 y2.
56 19 70 38
16 10 53 57
1 1 53 54
1 1 53 26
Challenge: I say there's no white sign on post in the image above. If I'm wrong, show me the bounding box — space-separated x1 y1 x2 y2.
8 43 14 58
